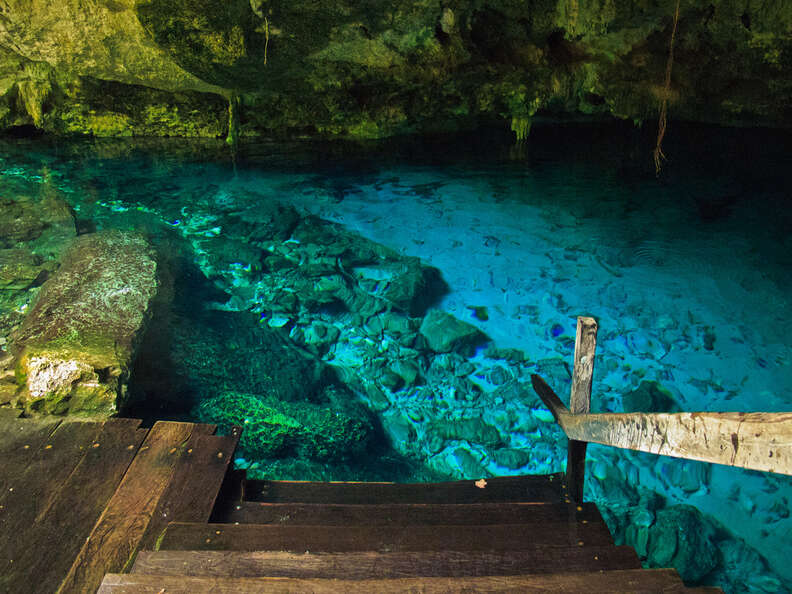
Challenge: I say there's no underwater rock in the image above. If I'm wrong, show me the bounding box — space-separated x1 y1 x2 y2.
3 231 158 415
379 259 444 317
493 447 531 470
0 249 49 291
194 390 375 462
486 365 511 386
432 417 502 447
534 357 571 387
229 201 301 243
647 505 719 582
419 309 488 355
622 380 681 413
0 195 76 258
391 359 420 387
658 458 711 495
453 447 487 478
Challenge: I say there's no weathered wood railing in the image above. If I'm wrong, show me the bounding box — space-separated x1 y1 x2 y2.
532 316 792 502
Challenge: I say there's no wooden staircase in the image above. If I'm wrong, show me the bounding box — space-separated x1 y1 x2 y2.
99 472 721 593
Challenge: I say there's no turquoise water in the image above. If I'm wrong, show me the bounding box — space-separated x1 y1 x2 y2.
1 123 791 592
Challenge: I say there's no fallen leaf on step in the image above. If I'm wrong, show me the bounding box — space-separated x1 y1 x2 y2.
475 479 487 489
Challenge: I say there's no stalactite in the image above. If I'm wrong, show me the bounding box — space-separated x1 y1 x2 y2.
653 0 681 176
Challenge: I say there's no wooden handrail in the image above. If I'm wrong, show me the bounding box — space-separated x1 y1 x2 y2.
532 374 792 476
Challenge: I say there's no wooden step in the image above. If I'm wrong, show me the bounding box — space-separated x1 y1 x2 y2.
158 520 614 552
0 419 146 594
56 421 238 594
241 474 565 504
0 416 61 493
220 499 603 527
99 568 691 593
215 501 605 526
132 547 642 579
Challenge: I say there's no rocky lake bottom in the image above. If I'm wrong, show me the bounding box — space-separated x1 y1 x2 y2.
1 123 791 593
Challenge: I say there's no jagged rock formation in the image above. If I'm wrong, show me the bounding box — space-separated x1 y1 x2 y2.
0 1 790 138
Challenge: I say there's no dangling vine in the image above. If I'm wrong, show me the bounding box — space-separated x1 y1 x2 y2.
653 0 681 176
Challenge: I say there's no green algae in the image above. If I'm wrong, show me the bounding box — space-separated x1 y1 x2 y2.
194 390 375 462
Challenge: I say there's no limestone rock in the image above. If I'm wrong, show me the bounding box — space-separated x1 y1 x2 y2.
623 380 681 413
432 417 501 447
419 309 488 355
453 447 487 478
493 448 531 469
647 505 719 582
0 249 47 291
0 195 76 257
0 0 223 95
4 231 159 415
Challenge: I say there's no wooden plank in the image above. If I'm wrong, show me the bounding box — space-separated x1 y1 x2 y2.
532 374 792 476
132 547 642 578
99 569 688 593
2 419 146 594
216 501 605 527
567 316 597 503
56 421 199 594
243 474 565 504
569 316 598 414
0 420 107 579
138 427 240 549
158 520 614 552
0 416 61 492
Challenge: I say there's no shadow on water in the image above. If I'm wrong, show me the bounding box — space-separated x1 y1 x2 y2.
124 233 443 482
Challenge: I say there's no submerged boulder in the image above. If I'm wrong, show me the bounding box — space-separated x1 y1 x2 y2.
419 309 488 355
623 380 681 413
0 249 49 291
0 195 76 258
193 390 376 462
647 504 719 582
2 231 159 415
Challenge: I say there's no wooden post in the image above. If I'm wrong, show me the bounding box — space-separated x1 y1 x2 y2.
566 316 598 502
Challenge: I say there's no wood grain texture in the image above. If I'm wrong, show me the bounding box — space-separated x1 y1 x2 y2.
57 421 197 594
132 547 642 578
243 474 565 504
215 501 604 526
566 317 598 502
532 374 792 476
3 419 145 594
0 420 107 582
138 427 240 549
99 569 689 593
158 520 614 552
569 316 598 415
0 416 61 492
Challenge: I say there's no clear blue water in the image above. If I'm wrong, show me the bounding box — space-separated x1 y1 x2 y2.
1 122 791 592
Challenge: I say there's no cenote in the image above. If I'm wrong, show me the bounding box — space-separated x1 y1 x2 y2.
1 122 791 592
2 2 792 590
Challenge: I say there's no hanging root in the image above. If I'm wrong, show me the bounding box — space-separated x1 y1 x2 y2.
653 0 681 176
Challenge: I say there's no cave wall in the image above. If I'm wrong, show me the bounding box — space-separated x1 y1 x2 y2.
0 0 790 139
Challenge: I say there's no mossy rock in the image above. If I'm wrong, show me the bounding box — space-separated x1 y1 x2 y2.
7 231 159 415
193 390 375 462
